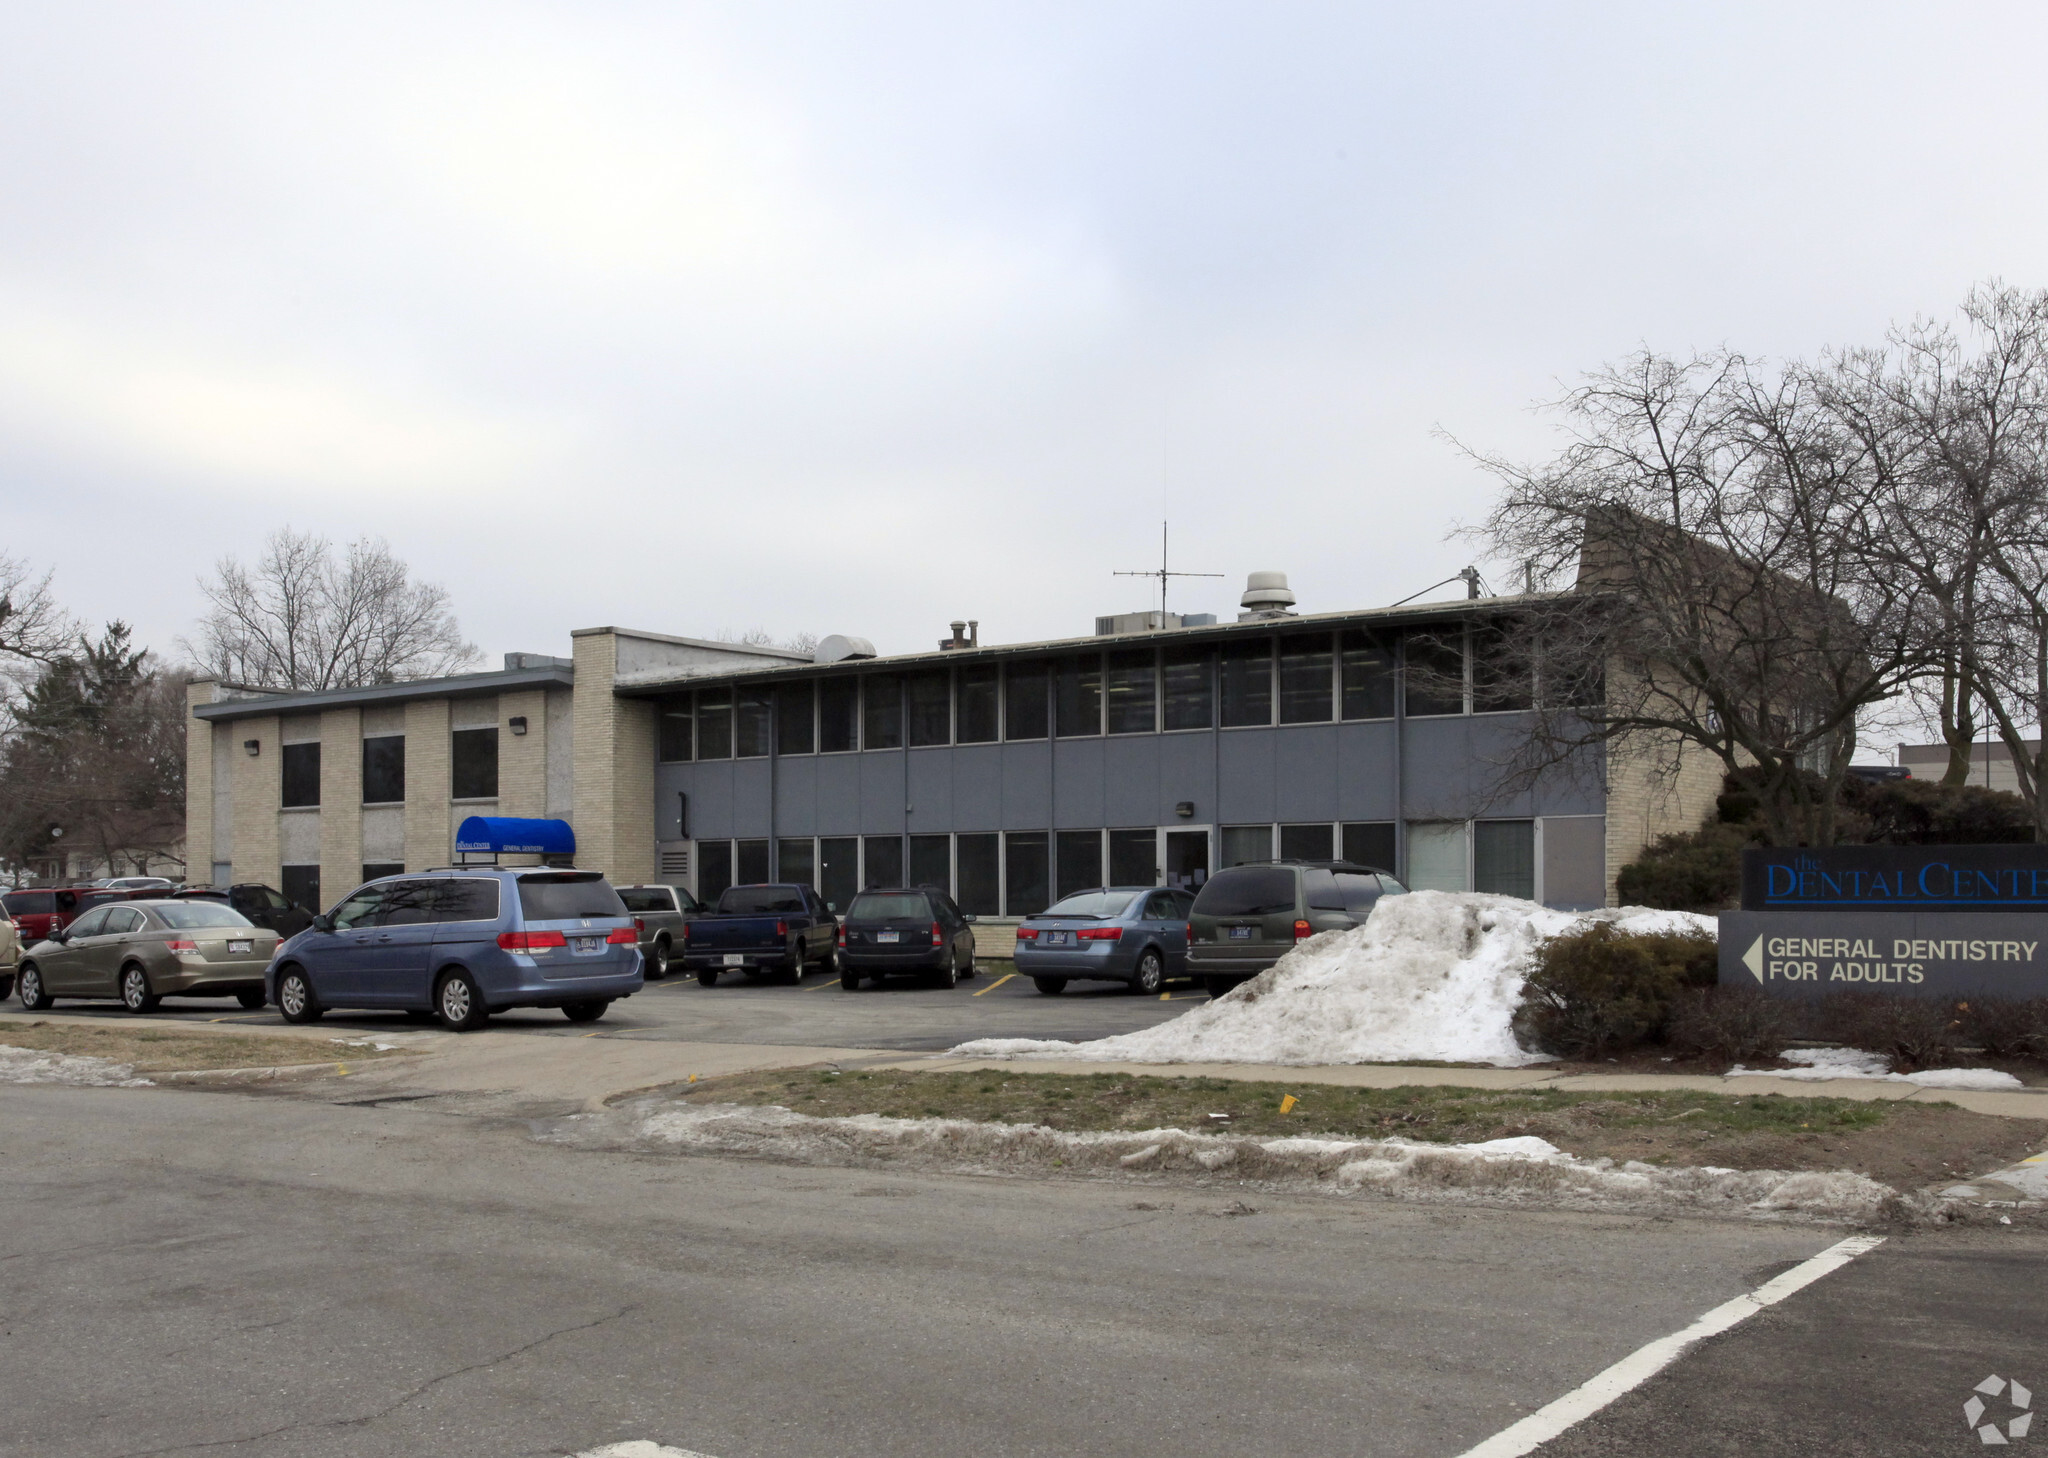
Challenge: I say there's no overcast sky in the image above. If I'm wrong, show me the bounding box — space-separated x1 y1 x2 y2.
6 2 2048 687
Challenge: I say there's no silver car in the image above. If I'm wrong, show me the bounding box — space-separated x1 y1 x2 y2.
0 906 18 1000
17 899 281 1013
614 884 702 979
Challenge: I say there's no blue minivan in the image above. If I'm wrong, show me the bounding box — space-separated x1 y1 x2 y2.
266 869 643 1031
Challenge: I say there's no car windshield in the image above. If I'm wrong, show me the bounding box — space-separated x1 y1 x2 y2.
151 903 256 930
1192 866 1298 917
617 889 675 913
719 886 808 914
516 875 627 921
847 892 929 921
1037 890 1141 919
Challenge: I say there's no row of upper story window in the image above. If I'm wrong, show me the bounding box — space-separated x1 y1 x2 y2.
276 729 499 808
654 623 1577 763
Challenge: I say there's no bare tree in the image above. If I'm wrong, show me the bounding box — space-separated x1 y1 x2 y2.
184 529 479 690
1457 350 1926 846
0 554 76 710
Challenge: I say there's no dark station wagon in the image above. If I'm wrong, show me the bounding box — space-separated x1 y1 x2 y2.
1186 860 1406 996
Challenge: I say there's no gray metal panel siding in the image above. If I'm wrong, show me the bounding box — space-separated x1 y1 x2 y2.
1335 719 1399 820
1000 742 1051 828
860 753 906 833
1102 736 1158 827
1052 738 1106 829
907 749 955 833
813 756 863 835
1216 731 1276 823
775 756 818 837
1272 725 1339 822
950 744 1003 830
732 759 773 837
1149 731 1213 825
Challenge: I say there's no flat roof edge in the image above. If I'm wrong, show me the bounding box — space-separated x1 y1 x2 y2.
191 667 574 722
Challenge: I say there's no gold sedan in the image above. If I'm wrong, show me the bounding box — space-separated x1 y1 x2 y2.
17 899 282 1013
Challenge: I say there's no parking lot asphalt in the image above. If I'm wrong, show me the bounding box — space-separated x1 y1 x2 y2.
2 1080 1869 1458
0 958 1203 1051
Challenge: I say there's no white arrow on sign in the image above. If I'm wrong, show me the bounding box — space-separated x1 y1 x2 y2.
1742 936 1764 984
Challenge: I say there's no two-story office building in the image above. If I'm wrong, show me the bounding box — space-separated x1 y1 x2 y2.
184 577 1719 916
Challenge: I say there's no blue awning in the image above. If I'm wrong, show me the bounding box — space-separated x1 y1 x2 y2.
454 816 576 856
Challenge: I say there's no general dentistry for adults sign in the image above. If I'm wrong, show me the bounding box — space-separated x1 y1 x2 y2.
1724 846 2048 999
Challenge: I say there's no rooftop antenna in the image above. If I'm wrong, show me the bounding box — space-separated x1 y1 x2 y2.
1116 521 1223 617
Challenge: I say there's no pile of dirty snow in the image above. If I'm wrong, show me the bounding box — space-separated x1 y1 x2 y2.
952 891 1714 1068
0 1044 151 1088
553 1098 1906 1223
1727 1047 2024 1091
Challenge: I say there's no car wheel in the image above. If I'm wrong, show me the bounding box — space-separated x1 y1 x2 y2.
646 939 670 979
1130 949 1164 996
235 989 267 1010
696 968 719 987
434 970 490 1032
275 966 322 1024
562 1000 611 1023
935 948 959 989
1032 976 1066 995
784 947 805 984
960 944 976 978
120 964 161 1014
17 963 52 1011
839 963 861 991
818 949 837 978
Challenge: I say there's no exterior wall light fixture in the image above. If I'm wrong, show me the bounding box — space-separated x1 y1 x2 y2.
508 716 528 736
244 740 261 756
1175 800 1195 818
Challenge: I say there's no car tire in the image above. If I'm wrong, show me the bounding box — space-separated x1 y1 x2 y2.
275 966 322 1024
120 964 161 1014
562 1000 610 1023
784 948 805 984
235 989 267 1010
17 963 52 1010
1130 949 1164 996
960 945 976 978
819 949 837 978
1032 976 1066 995
696 968 719 987
434 969 490 1032
839 964 861 991
935 949 959 989
646 939 670 980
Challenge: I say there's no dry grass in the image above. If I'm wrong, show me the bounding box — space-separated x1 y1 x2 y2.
676 1067 2048 1191
0 1021 410 1073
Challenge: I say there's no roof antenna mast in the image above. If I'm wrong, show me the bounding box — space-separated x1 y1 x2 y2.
1115 521 1223 617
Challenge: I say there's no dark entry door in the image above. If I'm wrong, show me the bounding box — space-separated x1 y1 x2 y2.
1166 830 1210 891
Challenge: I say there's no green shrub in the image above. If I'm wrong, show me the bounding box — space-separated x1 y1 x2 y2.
1515 923 1719 1058
1667 986 1793 1061
1614 822 1756 912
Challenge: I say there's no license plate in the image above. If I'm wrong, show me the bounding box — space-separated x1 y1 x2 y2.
1042 931 1069 946
227 939 252 954
1228 926 1253 940
723 953 745 966
573 937 600 954
877 931 899 943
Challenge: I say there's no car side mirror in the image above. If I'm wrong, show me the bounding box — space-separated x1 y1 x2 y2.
311 913 335 933
963 913 977 923
51 927 70 944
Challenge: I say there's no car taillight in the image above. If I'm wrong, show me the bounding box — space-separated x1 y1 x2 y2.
633 916 645 933
606 926 637 944
837 924 847 947
682 921 692 944
776 920 788 938
1294 920 1313 941
1015 926 1038 940
166 939 199 952
1078 926 1123 942
1186 921 1195 942
930 921 943 944
498 930 568 951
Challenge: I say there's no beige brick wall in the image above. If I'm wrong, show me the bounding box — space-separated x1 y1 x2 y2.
319 706 363 904
1603 730 1724 904
230 715 282 890
497 689 550 820
404 699 452 869
571 630 656 883
184 680 217 881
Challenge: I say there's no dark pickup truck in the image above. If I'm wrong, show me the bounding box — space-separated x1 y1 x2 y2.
681 883 837 985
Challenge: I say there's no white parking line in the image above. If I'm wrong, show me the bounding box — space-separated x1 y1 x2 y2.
1452 1234 1887 1458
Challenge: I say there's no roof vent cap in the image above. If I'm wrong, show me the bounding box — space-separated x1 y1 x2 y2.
813 635 878 664
1239 571 1296 615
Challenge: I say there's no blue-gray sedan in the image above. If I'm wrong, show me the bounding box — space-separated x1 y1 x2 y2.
1013 886 1196 995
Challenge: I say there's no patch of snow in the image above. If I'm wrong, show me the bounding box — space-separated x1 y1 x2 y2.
330 1038 402 1052
558 1098 1903 1223
949 892 1715 1068
0 1044 151 1087
1727 1047 2025 1090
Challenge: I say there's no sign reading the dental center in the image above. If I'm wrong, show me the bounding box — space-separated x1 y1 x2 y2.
1718 910 2048 1000
1742 845 2048 913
